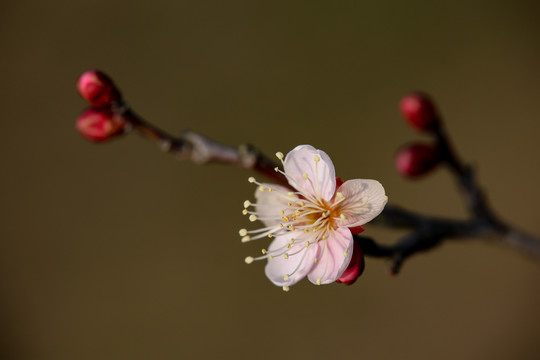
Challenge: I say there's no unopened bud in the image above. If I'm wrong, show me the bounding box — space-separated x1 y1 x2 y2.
77 70 120 107
395 143 441 178
336 241 364 285
76 108 126 142
399 93 439 132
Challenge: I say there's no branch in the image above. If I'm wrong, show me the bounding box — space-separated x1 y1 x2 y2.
76 71 540 275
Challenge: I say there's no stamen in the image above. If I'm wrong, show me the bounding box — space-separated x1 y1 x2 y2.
249 215 258 222
284 274 289 281
248 177 256 183
261 249 267 254
302 173 309 180
336 192 344 199
316 278 322 285
259 186 266 192
274 167 279 172
242 209 248 215
314 155 320 162
239 229 248 236
276 152 284 160
284 253 289 259
243 200 251 208
282 286 290 292
241 236 251 243
340 214 347 220
343 251 348 257
245 256 254 264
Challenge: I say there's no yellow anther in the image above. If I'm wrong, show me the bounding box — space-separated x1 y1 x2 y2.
269 255 274 259
241 236 251 243
314 155 320 162
268 233 273 238
245 256 254 264
242 209 248 215
287 202 292 206
343 251 348 257
304 229 310 233
316 278 322 285
282 286 290 292
281 216 289 222
340 214 347 220
275 152 284 160
259 186 266 192
261 249 267 254
302 173 309 179
299 201 305 206
249 215 258 222
305 241 310 248
336 192 344 199
280 210 285 215
288 225 295 231
290 238 295 243
287 243 291 249
243 200 251 208
287 192 295 197
284 274 289 281
284 253 289 259
274 167 279 172
295 210 301 216
279 223 284 228
248 177 256 183
239 229 248 236
314 258 318 263
268 187 273 192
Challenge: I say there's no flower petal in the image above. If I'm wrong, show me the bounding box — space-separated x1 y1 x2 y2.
336 240 365 285
283 145 336 201
336 179 388 228
264 231 318 286
307 227 353 285
254 183 296 228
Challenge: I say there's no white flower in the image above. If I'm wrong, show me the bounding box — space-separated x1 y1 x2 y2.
241 145 387 291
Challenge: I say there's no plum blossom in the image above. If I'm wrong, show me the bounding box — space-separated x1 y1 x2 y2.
240 145 387 291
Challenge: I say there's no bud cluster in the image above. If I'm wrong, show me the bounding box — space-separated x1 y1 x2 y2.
76 70 126 142
396 93 444 178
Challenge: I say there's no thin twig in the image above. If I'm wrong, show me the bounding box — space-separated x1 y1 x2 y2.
81 84 540 275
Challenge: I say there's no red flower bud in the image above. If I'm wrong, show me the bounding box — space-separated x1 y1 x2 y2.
337 241 364 285
395 143 441 178
76 108 126 142
77 70 120 107
399 93 439 132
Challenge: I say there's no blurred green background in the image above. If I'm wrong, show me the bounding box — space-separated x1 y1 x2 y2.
1 1 540 359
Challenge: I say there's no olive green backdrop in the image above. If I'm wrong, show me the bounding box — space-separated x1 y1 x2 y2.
1 1 540 359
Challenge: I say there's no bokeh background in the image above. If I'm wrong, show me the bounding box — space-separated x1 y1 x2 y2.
1 1 540 359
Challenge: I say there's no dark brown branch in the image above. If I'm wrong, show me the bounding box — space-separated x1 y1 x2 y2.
98 91 540 275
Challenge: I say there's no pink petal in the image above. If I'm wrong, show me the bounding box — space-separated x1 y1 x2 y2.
336 240 365 285
254 183 295 228
283 145 336 201
307 227 353 285
336 179 388 228
264 231 318 287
